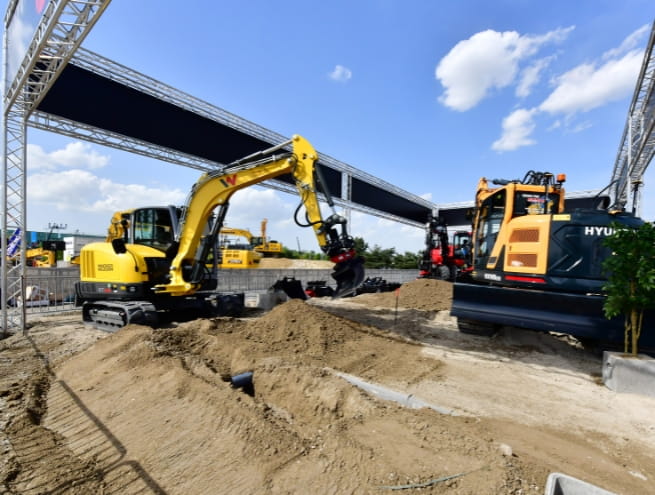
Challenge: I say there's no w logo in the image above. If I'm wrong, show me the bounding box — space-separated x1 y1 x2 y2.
219 175 238 188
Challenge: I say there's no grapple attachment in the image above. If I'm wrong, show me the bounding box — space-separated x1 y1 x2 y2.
331 255 365 298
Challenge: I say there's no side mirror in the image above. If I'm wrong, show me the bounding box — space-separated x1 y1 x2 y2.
112 238 127 254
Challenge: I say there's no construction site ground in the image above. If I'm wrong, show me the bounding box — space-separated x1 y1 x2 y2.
1 278 654 494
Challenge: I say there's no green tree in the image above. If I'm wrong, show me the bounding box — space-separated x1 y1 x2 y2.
280 247 299 259
365 245 396 268
602 222 655 355
393 251 422 269
352 237 368 256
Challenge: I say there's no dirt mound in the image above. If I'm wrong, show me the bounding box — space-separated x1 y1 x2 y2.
0 319 108 494
37 302 540 494
352 278 452 311
3 298 654 494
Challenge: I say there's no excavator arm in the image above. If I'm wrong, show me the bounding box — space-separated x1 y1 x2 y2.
219 227 254 243
156 135 364 297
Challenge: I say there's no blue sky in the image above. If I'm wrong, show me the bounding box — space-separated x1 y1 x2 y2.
4 1 655 253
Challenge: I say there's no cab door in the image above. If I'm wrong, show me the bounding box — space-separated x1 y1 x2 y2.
473 190 506 269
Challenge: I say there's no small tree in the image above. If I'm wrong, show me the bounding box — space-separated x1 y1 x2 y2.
365 245 397 268
352 237 368 255
393 251 422 269
602 222 655 356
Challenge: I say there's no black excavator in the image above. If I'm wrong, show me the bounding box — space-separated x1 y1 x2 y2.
450 170 655 348
75 135 365 330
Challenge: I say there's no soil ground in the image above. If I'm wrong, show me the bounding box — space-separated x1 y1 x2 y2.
1 278 654 494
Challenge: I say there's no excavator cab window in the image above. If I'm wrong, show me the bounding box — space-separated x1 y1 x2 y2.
475 190 506 267
132 208 175 252
513 191 560 217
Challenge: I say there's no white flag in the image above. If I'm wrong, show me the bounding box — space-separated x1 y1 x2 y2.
7 228 21 257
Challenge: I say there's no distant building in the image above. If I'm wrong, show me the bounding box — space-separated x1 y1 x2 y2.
63 235 104 262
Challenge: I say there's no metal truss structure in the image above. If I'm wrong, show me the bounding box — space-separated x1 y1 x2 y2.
2 0 110 333
29 46 437 227
609 20 655 215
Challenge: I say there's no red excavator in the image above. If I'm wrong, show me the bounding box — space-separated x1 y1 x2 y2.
418 214 471 281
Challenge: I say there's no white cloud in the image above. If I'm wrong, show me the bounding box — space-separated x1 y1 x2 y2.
539 50 643 116
568 120 593 134
492 108 538 152
348 212 424 253
222 187 290 229
23 138 421 252
28 169 186 214
27 141 110 170
516 56 554 98
328 64 352 82
602 24 650 60
491 25 648 152
436 27 573 111
547 119 562 131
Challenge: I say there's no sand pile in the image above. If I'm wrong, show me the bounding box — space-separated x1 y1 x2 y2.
3 290 653 494
352 278 453 311
37 300 544 494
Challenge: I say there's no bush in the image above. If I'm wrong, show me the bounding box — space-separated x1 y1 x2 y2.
602 222 655 355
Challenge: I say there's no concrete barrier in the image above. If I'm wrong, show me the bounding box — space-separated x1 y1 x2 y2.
602 351 655 398
21 266 419 315
544 472 616 495
214 268 418 292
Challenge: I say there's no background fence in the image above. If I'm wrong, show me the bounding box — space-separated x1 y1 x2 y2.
18 266 419 315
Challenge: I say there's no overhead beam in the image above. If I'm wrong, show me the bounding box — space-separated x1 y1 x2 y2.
33 47 436 227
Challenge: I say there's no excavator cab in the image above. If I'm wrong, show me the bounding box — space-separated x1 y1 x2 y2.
132 207 178 252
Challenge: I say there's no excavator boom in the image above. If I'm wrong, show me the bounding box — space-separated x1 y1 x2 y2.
157 134 364 297
76 135 365 329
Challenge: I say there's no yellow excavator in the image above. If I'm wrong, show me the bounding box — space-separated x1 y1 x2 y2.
253 219 283 255
25 246 58 267
219 219 282 261
75 135 365 329
7 240 66 267
217 226 263 268
216 219 282 267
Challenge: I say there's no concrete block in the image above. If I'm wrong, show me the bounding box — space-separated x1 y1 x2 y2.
602 351 655 398
544 472 616 495
244 291 285 310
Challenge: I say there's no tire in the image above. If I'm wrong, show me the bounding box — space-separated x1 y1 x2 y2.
457 318 498 337
437 265 450 280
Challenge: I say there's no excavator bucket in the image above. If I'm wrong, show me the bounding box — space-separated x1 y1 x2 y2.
331 256 365 298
